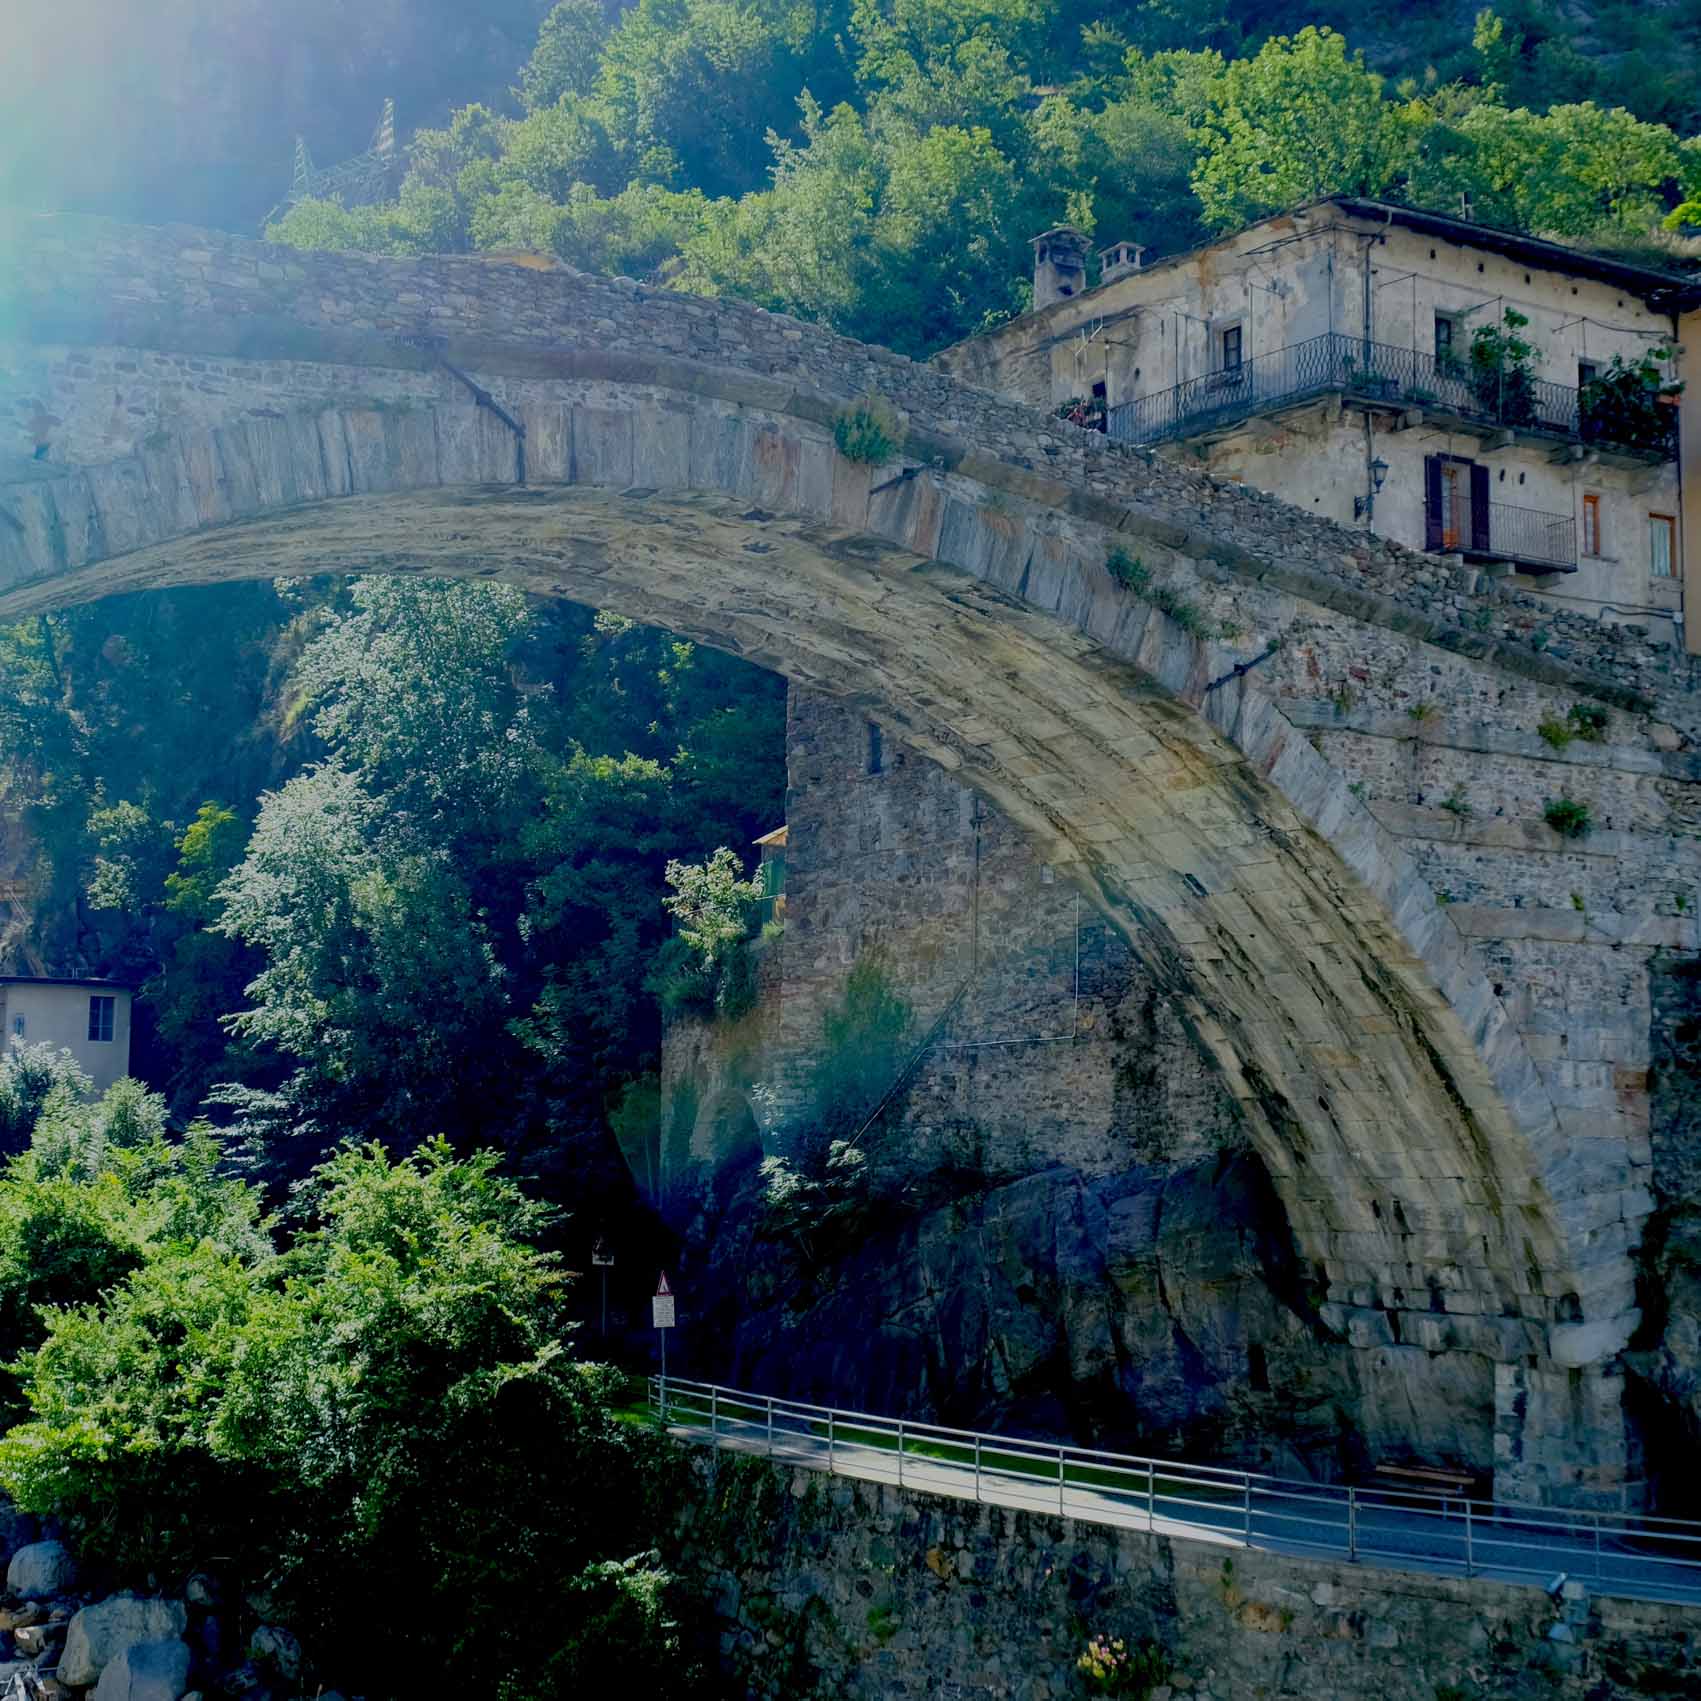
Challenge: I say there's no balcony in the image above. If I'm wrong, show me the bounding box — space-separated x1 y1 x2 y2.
1430 496 1577 574
1104 332 1677 462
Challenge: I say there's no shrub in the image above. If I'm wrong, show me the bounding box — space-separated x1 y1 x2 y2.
1567 702 1609 742
1578 348 1682 454
1105 547 1151 594
1544 796 1593 838
1537 716 1573 750
0 1045 90 1154
1439 786 1471 818
1407 700 1439 723
1105 549 1217 636
833 395 900 464
657 847 764 1022
1470 307 1538 426
0 1137 705 1698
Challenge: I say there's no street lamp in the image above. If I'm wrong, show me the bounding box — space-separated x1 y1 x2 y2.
1355 455 1389 522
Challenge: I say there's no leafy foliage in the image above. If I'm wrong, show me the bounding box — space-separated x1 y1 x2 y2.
833 396 902 464
260 4 1700 363
1543 795 1594 837
1468 307 1539 425
0 1066 704 1698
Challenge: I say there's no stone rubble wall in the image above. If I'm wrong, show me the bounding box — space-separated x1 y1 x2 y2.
674 1448 1701 1701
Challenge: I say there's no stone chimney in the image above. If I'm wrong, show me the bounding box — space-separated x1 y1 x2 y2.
1098 240 1146 286
1030 227 1092 310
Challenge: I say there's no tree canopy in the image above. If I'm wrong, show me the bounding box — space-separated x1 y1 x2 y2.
267 8 1701 357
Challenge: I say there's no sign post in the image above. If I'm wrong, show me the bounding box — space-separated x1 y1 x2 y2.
653 1271 676 1409
592 1238 615 1337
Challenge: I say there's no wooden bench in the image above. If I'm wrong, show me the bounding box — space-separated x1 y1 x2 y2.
1373 1463 1477 1504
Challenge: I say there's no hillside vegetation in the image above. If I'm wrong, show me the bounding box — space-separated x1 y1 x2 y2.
250 3 1701 359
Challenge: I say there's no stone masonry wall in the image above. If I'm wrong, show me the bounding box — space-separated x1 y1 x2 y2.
771 688 1242 1178
674 1447 1701 1701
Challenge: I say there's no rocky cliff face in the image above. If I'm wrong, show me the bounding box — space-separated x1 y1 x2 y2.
681 1149 1355 1475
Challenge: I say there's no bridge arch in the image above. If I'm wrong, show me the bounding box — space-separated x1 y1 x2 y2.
0 212 1657 1501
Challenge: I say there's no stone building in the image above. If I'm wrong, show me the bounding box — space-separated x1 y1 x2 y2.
0 975 133 1094
938 197 1691 637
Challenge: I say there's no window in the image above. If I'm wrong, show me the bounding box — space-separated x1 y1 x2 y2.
9 1016 22 1040
866 720 884 775
1582 493 1602 557
1578 360 1599 388
1651 513 1677 578
1247 1342 1270 1393
1220 324 1243 372
1434 312 1455 359
87 996 114 1044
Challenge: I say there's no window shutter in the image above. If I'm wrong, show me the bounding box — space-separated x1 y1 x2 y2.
1424 456 1443 551
1469 464 1492 553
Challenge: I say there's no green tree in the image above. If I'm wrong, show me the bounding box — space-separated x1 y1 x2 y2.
1190 27 1421 227
0 1133 702 1696
519 0 615 109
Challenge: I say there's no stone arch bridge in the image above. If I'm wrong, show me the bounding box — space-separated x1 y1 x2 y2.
3 210 1698 1508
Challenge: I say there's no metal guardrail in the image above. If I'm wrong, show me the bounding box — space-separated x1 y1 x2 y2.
1105 332 1677 461
652 1376 1701 1604
1432 497 1577 571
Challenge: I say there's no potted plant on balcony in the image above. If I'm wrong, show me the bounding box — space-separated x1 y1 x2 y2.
1055 394 1107 432
1579 348 1682 455
1470 308 1538 427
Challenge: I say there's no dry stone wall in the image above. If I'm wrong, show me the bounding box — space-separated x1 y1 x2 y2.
674 1448 1701 1701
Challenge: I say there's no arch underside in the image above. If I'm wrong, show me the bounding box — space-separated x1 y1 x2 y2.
0 474 1579 1346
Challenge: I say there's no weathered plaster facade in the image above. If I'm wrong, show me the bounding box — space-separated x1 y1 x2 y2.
4 210 1701 1503
938 198 1691 634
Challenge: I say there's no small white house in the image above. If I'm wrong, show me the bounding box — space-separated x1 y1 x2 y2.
0 976 134 1094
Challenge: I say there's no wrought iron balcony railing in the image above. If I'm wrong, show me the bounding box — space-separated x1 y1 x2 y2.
1105 332 1677 460
1430 497 1577 572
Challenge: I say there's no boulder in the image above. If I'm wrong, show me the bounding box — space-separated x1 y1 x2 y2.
247 1625 301 1682
91 1637 192 1701
60 1595 189 1688
5 1542 74 1600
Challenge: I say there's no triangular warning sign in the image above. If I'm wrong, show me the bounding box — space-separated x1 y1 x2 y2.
656 1271 672 1296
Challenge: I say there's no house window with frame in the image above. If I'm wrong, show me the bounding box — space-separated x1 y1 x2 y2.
8 1016 22 1041
1578 360 1599 388
1582 493 1602 557
1434 312 1461 366
866 720 884 775
87 995 114 1044
1650 513 1677 578
1219 324 1243 372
